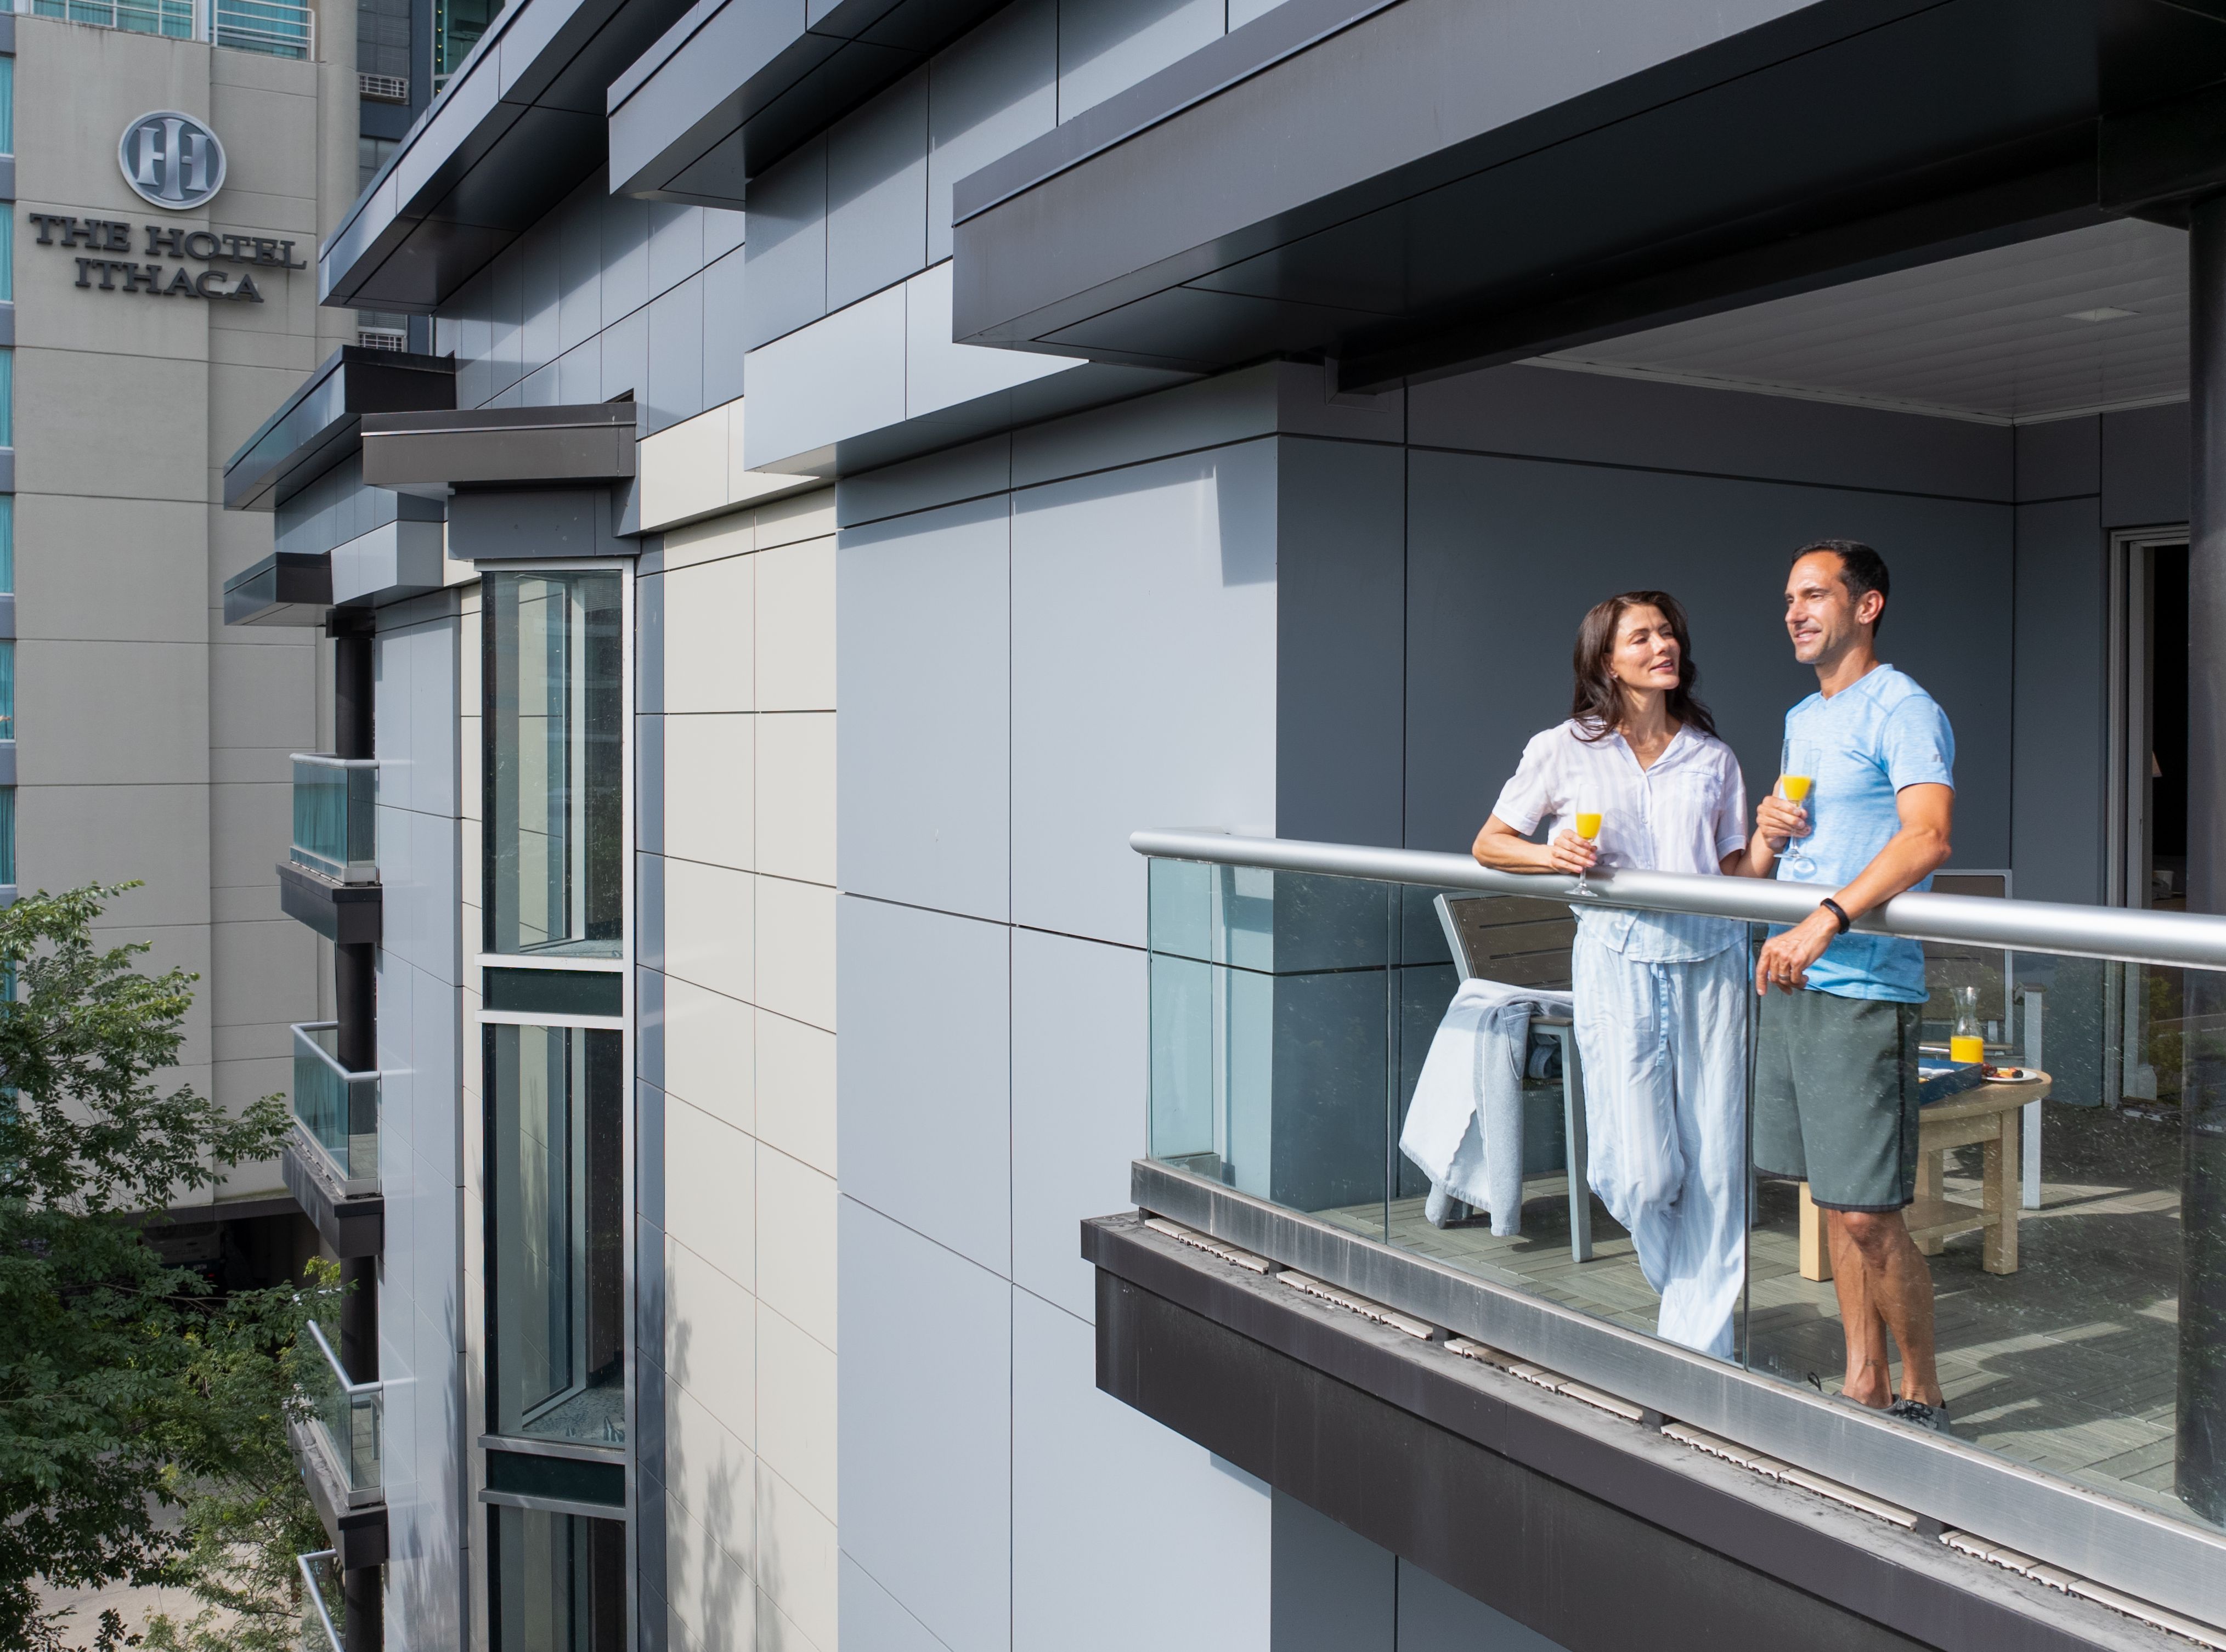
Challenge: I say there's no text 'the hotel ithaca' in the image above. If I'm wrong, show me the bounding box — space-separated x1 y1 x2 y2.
217 2 2226 1650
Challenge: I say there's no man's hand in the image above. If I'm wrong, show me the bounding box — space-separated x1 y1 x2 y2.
1755 793 1808 853
1756 908 1839 995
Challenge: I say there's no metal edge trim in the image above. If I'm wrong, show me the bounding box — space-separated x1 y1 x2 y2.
1131 828 2226 968
477 1489 626 1519
1130 1159 2226 1632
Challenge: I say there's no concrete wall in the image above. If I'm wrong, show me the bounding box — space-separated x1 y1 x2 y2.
637 489 840 1652
14 13 355 1206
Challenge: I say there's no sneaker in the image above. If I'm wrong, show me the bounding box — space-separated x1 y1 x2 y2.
1887 1398 1951 1433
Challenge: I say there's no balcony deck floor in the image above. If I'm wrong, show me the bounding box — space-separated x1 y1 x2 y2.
1314 1104 2207 1531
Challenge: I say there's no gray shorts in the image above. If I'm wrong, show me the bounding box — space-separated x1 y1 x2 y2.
1752 988 1921 1213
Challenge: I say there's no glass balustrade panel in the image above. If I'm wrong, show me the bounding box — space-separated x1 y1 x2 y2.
299 1317 381 1495
1144 853 2226 1539
291 1023 379 1191
290 758 377 882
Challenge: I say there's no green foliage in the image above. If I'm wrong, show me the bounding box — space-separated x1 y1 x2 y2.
0 885 315 1651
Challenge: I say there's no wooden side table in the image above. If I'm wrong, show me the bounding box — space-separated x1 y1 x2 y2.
1798 1072 2049 1282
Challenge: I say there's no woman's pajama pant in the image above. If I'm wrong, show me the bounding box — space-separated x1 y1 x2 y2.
1570 930 1749 1359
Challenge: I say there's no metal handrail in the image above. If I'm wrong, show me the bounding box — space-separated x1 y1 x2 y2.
296 1549 342 1652
290 753 380 770
1131 829 2226 971
306 1319 382 1396
292 1021 381 1084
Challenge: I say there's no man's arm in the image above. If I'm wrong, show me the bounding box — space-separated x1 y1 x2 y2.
1755 783 1953 994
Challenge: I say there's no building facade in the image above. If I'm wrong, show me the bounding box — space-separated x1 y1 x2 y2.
229 2 2226 1651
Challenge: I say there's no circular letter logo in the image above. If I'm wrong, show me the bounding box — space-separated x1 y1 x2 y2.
118 111 226 210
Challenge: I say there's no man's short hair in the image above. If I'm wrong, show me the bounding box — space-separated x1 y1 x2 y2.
1793 539 1890 639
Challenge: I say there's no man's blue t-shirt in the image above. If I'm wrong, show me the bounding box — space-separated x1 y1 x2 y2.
1775 664 1955 1003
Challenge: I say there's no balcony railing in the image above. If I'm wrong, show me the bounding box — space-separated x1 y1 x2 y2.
20 0 312 55
290 754 377 885
1135 829 2226 1634
295 1549 343 1652
291 1021 378 1196
301 1318 381 1500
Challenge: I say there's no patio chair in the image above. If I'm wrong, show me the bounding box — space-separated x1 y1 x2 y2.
1430 892 1594 1263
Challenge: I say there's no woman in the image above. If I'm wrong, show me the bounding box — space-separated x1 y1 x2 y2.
1472 591 1753 1357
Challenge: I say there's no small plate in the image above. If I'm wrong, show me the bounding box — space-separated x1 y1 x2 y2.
1984 1069 2039 1083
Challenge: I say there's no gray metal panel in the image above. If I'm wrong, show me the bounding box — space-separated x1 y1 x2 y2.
282 1136 386 1257
839 1555 951 1652
2016 412 2101 501
836 432 1010 527
703 246 747 408
648 200 704 299
646 273 704 434
1122 1168 2226 1637
2012 496 2110 905
1402 448 2014 863
224 551 336 627
600 304 648 404
602 189 652 327
1055 0 1225 120
1009 440 1278 948
0 156 16 205
360 403 638 488
0 594 15 640
0 448 13 495
826 67 929 312
278 861 384 946
739 281 906 469
835 894 1012 1274
1010 929 1144 1320
2101 400 2191 528
1272 1493 1397 1652
1275 436 1405 847
445 486 632 559
0 303 15 348
1413 363 2014 503
330 520 449 607
837 1197 1014 1652
741 135 829 351
926 0 1054 265
837 493 1012 919
0 742 18 787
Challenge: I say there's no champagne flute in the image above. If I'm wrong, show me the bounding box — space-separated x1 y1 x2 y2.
1778 740 1817 879
1572 804 1603 897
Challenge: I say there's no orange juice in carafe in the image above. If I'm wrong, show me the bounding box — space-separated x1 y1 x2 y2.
1951 984 1984 1066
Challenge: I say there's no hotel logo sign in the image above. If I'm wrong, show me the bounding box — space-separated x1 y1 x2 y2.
117 111 226 210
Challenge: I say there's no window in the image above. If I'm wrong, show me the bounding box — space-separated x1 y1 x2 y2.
1 641 16 740
0 58 14 156
358 135 398 195
357 0 411 86
1 496 16 593
484 570 623 958
0 208 14 304
434 0 500 83
485 1024 622 1446
490 1507 624 1652
0 350 16 448
0 788 17 886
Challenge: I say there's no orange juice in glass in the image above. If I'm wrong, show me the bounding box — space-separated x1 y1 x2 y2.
1572 806 1603 896
1778 740 1818 878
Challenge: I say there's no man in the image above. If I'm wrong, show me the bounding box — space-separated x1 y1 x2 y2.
1740 540 1956 1430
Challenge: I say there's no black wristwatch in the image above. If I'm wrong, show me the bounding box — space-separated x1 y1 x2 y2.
1819 897 1852 934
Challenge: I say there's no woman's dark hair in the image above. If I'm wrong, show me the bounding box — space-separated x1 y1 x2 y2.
1792 538 1890 638
1569 590 1719 743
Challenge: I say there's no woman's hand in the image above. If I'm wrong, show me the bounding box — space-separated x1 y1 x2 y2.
1545 829 1599 875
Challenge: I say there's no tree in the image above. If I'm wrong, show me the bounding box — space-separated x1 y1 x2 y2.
0 884 322 1651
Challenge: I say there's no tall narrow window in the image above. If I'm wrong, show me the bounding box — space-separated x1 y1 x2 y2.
0 59 15 157
1 496 16 593
0 352 16 448
0 641 16 741
0 208 15 304
484 570 622 957
490 1507 624 1652
486 1023 623 1445
0 788 17 886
